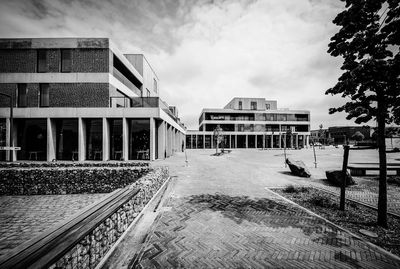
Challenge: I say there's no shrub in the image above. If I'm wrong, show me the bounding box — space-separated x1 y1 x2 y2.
308 194 337 208
283 185 308 193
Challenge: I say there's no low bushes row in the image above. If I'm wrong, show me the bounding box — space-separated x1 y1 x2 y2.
0 167 149 195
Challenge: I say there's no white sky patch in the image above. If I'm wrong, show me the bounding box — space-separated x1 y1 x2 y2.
0 0 362 130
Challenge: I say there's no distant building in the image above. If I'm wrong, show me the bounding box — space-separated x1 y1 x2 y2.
186 97 310 149
0 38 185 162
328 126 371 144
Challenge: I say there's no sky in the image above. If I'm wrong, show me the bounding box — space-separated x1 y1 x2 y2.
0 0 363 130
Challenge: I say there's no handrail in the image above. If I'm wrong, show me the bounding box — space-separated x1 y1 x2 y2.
0 187 140 269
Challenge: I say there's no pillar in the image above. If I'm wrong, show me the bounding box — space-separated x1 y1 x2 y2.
245 135 248 148
47 118 56 161
157 121 166 159
149 117 156 161
270 135 273 148
235 134 237 148
78 118 86 161
122 118 129 161
296 134 299 149
102 118 110 161
279 134 282 148
255 135 258 149
5 118 10 161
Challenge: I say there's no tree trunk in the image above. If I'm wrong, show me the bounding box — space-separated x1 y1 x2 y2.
377 96 387 228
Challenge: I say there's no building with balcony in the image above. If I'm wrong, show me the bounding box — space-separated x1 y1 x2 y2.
186 97 310 149
0 38 185 162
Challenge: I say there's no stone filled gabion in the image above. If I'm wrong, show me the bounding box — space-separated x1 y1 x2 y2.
0 168 150 195
48 167 169 269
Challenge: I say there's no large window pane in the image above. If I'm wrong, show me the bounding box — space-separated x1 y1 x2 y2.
85 119 102 160
128 119 150 160
196 135 203 148
16 119 47 161
55 119 78 160
110 119 123 160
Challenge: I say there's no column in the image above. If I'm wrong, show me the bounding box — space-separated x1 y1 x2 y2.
262 134 265 149
149 118 156 161
235 134 237 148
255 135 258 149
245 134 248 148
203 134 206 149
122 118 129 161
270 135 273 148
157 121 166 159
47 118 56 161
102 118 110 161
78 118 86 161
279 134 282 148
296 134 299 149
5 118 10 161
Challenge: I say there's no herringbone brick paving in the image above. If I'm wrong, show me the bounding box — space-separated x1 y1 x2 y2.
132 194 400 268
0 194 108 257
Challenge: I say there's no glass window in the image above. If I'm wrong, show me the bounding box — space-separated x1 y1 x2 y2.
17 84 27 107
61 49 72 72
238 101 242 110
37 50 47 73
40 84 49 107
266 103 271 110
251 101 257 110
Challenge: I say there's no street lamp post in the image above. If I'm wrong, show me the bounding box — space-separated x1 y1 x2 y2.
0 92 13 162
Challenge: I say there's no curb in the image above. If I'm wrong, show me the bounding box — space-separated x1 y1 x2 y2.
95 176 172 269
265 187 400 263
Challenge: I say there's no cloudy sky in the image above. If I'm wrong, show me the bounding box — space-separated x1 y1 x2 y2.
0 0 359 130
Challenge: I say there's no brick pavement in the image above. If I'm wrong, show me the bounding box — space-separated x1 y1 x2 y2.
103 150 400 269
0 193 108 257
131 193 400 269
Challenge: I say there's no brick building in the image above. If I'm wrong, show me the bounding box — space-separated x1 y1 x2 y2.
0 38 185 161
186 97 310 149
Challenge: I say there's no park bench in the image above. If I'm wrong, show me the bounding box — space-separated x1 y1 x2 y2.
347 163 400 176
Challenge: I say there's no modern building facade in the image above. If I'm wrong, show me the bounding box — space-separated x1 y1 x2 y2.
186 97 310 149
311 126 371 145
0 38 185 162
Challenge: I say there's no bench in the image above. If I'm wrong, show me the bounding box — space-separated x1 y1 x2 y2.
348 163 400 176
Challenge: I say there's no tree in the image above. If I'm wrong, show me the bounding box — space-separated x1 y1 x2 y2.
213 125 224 154
318 124 326 145
326 0 400 227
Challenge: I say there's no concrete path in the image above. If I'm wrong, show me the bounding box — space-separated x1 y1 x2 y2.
103 149 400 268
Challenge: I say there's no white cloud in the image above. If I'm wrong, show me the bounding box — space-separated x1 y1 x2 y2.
0 0 358 130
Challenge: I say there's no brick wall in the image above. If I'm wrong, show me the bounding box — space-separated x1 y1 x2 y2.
71 49 109 72
0 83 108 108
0 83 39 107
49 83 109 107
0 48 109 73
0 49 37 73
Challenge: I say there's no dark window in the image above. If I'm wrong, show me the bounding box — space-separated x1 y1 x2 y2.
37 50 47 73
61 49 72 72
238 101 242 110
251 101 257 110
266 103 271 110
40 84 49 107
17 84 27 107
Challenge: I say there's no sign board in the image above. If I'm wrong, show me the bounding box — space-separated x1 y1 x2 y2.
0 146 21 151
